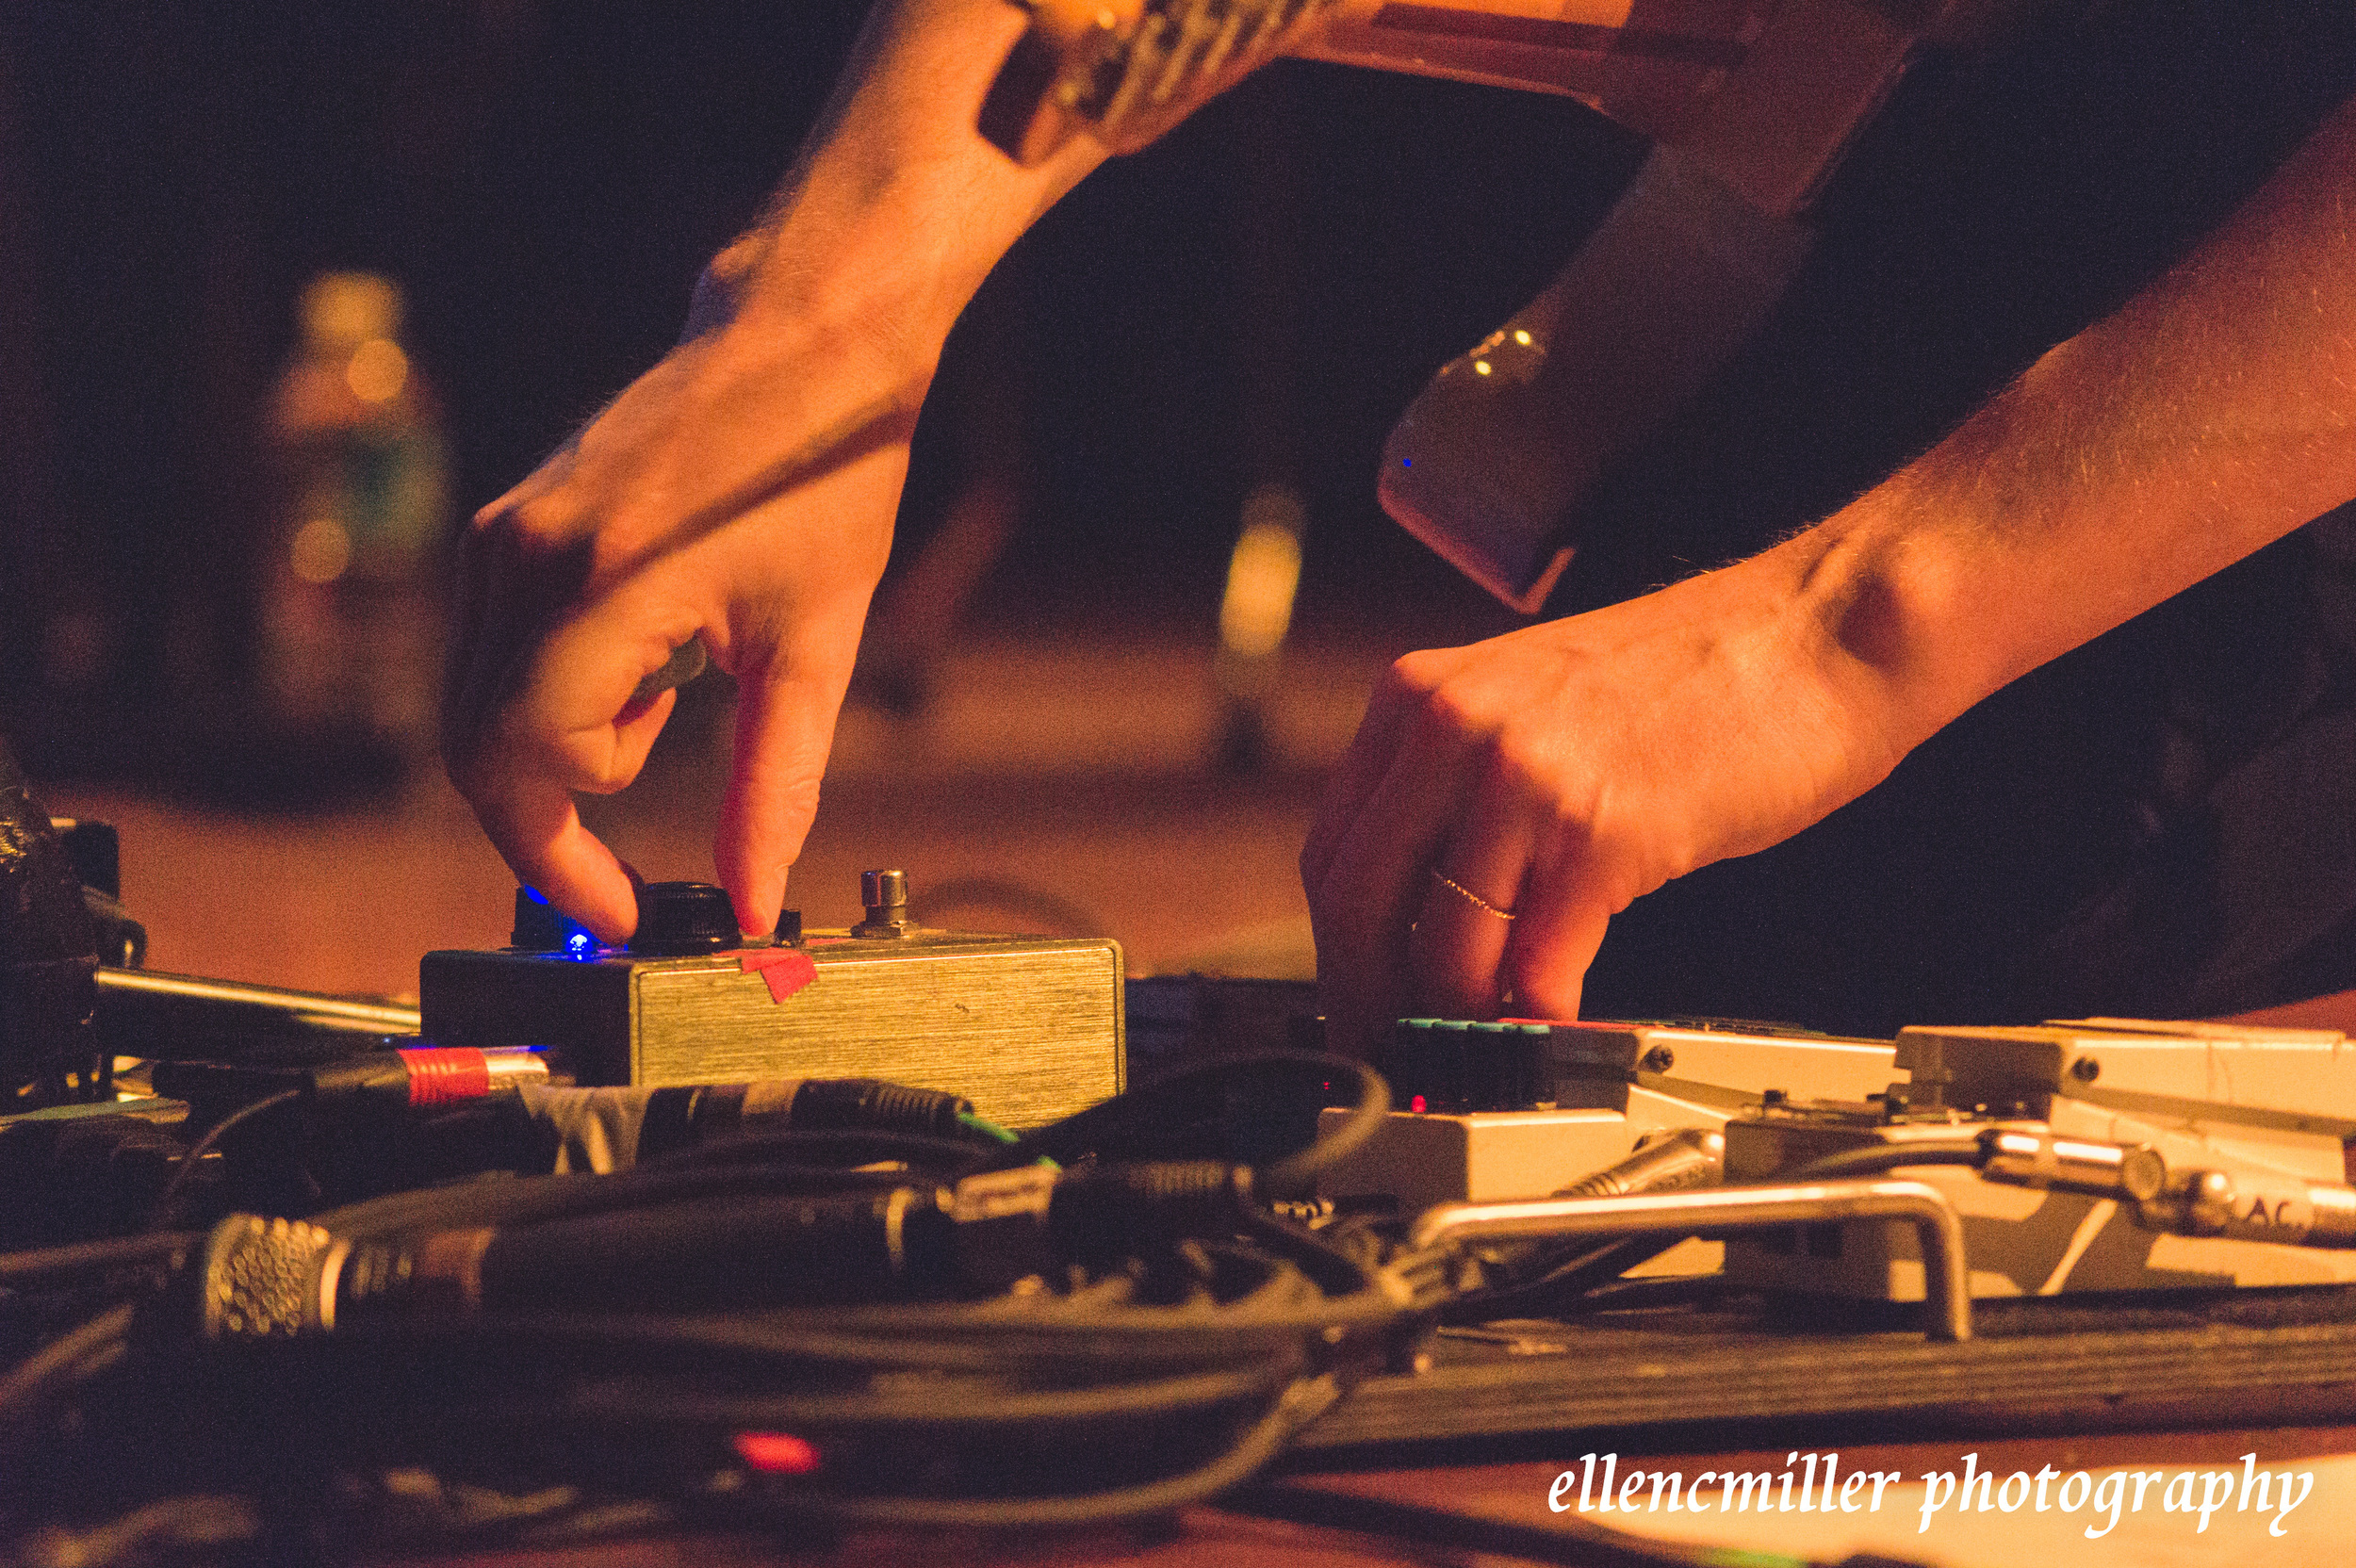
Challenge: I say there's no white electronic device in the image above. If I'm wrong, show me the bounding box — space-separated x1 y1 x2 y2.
1724 1019 2356 1300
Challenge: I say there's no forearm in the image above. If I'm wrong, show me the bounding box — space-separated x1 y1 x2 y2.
1788 92 2356 748
522 0 1107 599
700 0 1104 379
1306 95 2354 1036
450 0 1106 941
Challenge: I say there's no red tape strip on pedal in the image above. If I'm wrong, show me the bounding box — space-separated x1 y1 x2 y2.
740 947 817 1003
398 1048 492 1105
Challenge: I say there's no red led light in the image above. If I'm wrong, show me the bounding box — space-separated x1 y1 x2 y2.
1409 1095 1427 1114
733 1431 822 1475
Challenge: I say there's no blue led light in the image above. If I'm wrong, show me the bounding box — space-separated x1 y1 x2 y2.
519 885 600 956
1400 457 1413 467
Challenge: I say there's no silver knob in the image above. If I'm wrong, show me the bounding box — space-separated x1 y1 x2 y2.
854 869 912 938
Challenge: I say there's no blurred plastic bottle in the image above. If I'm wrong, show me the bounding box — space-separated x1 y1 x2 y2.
258 271 450 776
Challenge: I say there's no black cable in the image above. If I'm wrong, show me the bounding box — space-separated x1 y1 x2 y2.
0 1302 134 1439
0 1494 261 1567
275 1331 1279 1436
783 1372 1347 1529
354 1259 1411 1364
216 1233 1399 1391
1533 1235 1681 1298
2 1052 1430 1545
0 1232 197 1288
1789 1141 1984 1180
560 1357 1301 1429
1440 1233 1690 1324
146 1087 303 1228
1261 1055 1387 1195
987 1051 1388 1196
1569 1273 1736 1313
136 1247 1398 1527
309 1158 928 1242
334 1380 1340 1536
635 1127 993 1175
1235 1204 1383 1300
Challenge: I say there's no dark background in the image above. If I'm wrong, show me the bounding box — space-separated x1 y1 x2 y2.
0 1 1639 783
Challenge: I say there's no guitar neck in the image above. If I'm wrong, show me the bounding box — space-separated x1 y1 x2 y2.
986 0 2004 220
979 0 1775 166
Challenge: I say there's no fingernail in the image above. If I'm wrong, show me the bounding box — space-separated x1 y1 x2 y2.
735 865 790 939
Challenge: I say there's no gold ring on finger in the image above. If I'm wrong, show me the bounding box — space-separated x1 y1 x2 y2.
1430 868 1515 921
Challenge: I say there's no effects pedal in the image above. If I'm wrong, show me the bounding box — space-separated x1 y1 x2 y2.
1723 1018 2356 1301
1319 1017 1897 1214
420 871 1122 1130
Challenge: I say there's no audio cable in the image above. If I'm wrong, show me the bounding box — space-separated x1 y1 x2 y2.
0 1051 1424 1543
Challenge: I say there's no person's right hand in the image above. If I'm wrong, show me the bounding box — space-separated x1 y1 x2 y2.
443 252 923 946
441 0 1111 944
1304 87 2356 1051
1300 537 1929 1055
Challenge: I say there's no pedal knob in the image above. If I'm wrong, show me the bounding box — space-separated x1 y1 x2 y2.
511 887 597 954
854 869 913 939
629 882 742 956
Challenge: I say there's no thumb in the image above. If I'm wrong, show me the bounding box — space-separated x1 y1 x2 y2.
713 645 854 938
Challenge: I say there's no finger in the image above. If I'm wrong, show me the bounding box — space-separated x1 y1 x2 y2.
443 522 596 774
1411 776 1534 1020
1500 829 1617 1022
588 685 679 793
452 670 667 941
447 573 689 943
1306 714 1485 1056
455 629 679 939
1299 650 1463 895
468 775 642 944
714 640 859 939
442 521 507 760
495 596 695 792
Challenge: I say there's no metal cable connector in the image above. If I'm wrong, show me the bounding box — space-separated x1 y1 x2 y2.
1555 1127 1724 1199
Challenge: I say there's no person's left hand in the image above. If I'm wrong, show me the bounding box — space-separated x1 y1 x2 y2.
1300 543 1921 1054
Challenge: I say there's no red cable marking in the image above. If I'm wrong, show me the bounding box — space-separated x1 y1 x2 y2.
740 947 818 1003
398 1048 492 1105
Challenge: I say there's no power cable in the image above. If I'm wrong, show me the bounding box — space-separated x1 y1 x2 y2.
145 1088 303 1229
